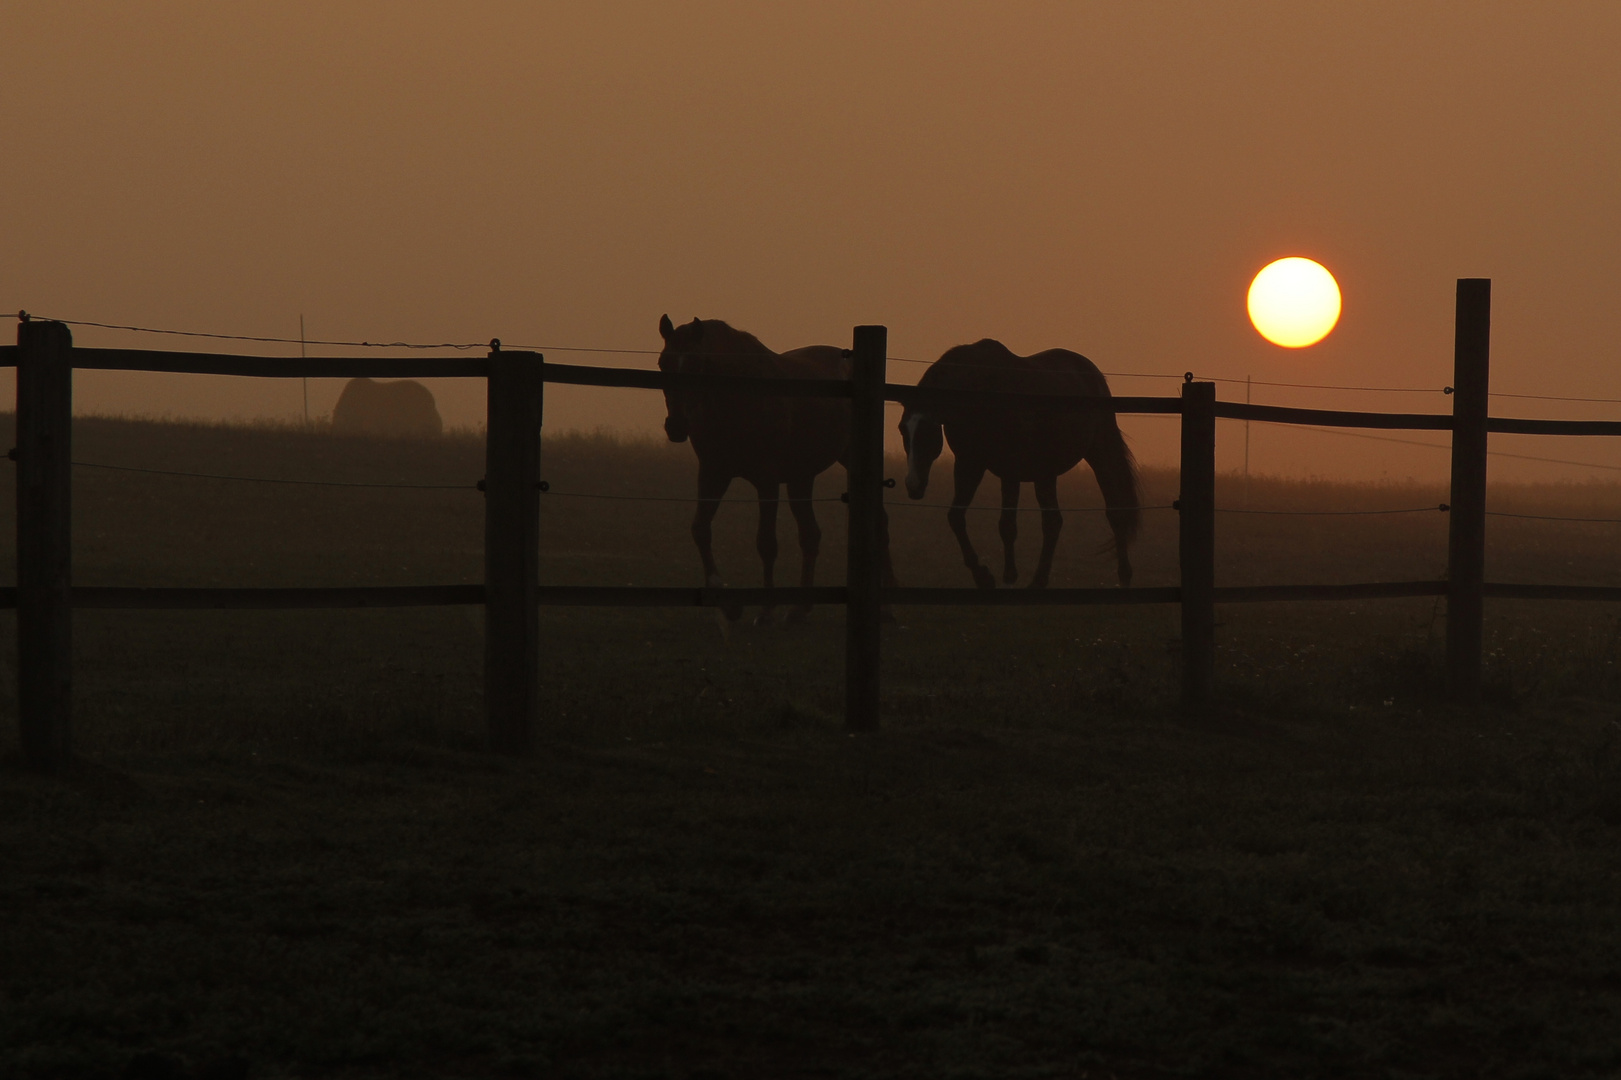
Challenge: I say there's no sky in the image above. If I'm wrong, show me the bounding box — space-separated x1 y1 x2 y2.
3 1 1619 481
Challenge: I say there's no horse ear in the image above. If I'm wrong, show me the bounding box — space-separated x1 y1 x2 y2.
659 314 674 339
689 318 702 340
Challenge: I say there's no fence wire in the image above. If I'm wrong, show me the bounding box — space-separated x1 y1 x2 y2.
19 313 486 351
1486 510 1621 524
13 310 1621 418
31 458 1620 520
70 460 474 490
1215 505 1447 516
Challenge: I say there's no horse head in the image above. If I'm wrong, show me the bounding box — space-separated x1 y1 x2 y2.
898 405 945 500
657 314 706 442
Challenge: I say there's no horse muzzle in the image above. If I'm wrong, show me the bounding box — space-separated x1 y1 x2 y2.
664 416 689 443
904 469 928 500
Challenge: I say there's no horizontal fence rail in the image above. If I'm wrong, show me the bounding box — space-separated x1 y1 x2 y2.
888 384 1182 414
1211 581 1448 603
0 346 493 380
8 282 1621 768
535 586 847 607
5 580 1621 612
3 345 1612 433
1486 417 1621 436
1214 401 1453 430
543 362 853 398
68 585 484 609
886 586 1181 606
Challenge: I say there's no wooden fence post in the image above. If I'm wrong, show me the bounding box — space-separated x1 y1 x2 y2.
16 318 74 770
1447 279 1491 704
485 347 543 754
1179 379 1216 711
845 325 886 732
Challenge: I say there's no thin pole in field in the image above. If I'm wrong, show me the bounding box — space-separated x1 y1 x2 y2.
1244 374 1251 505
300 314 309 427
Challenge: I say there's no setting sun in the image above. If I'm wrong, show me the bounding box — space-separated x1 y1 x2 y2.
1247 257 1342 348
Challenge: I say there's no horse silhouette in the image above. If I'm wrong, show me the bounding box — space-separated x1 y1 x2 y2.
658 314 895 625
898 339 1139 589
331 378 443 438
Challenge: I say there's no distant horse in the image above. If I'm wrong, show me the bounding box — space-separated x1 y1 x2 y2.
898 339 1140 589
658 314 895 625
331 378 443 438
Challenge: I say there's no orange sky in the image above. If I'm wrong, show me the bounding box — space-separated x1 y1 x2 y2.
4 2 1619 481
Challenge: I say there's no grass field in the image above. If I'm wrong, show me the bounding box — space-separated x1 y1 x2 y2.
3 415 1621 1078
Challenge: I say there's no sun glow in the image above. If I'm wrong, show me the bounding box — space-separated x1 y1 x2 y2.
1247 257 1341 348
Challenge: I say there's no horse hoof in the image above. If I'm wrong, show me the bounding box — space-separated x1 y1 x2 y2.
971 566 997 590
1004 568 1019 584
1026 578 1049 591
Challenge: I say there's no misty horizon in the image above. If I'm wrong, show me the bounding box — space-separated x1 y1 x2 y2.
4 3 1620 484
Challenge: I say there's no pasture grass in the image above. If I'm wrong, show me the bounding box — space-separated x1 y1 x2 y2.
2 416 1620 1078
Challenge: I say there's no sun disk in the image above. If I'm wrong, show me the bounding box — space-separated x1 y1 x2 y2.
1247 257 1341 348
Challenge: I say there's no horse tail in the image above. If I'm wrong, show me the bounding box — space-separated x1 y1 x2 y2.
1089 411 1140 554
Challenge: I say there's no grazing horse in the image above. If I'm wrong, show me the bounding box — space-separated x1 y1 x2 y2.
658 315 895 625
331 378 443 438
898 339 1140 589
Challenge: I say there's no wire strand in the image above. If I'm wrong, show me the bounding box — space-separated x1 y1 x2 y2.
17 311 1621 404
1490 390 1621 404
888 500 1177 513
1485 510 1621 523
24 315 486 351
1215 505 1446 516
884 353 1443 394
54 458 1621 519
544 490 843 504
71 460 474 490
508 343 661 356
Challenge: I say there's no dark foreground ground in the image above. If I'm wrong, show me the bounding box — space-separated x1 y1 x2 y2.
2 418 1621 1078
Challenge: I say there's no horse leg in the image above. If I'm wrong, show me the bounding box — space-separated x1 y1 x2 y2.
1028 475 1062 589
785 476 820 624
947 459 996 590
693 467 742 622
999 476 1021 584
1115 528 1134 588
752 479 781 626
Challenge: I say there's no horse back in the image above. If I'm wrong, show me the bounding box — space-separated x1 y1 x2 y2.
925 340 1114 479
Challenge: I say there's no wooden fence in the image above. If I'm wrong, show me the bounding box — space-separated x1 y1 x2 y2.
6 279 1621 768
